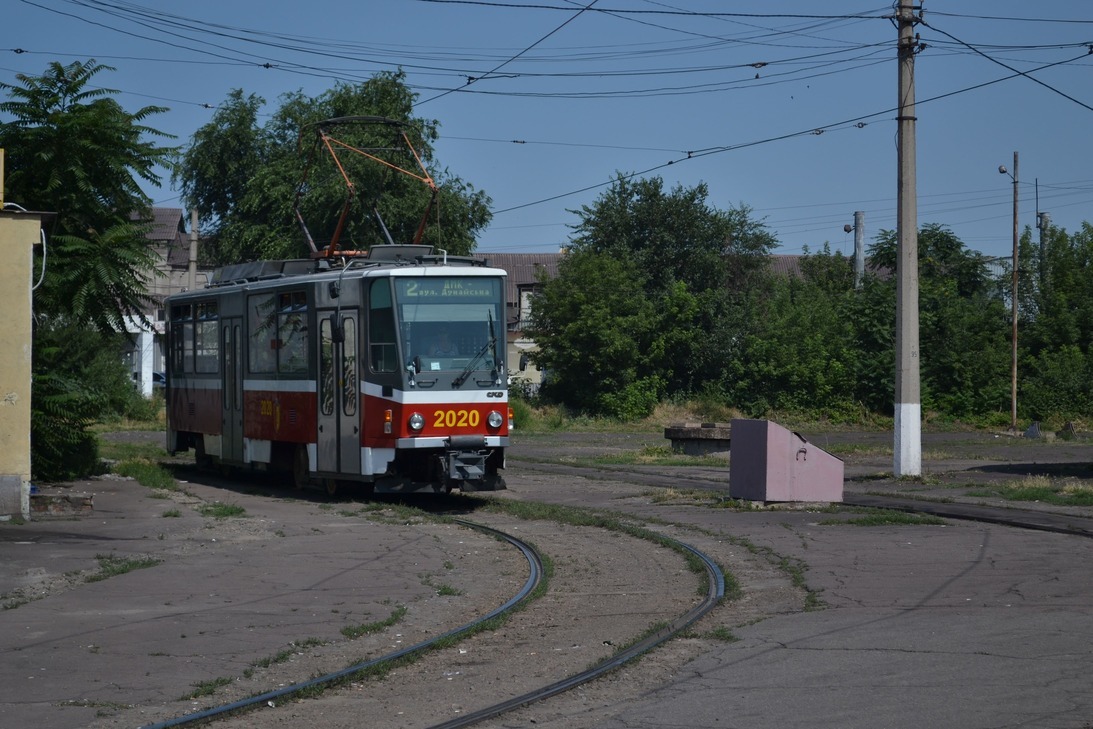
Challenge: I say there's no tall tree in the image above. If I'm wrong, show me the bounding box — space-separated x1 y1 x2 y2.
1019 222 1093 419
1 59 176 479
868 224 1010 417
1 59 176 332
729 247 861 420
175 71 491 263
530 175 774 416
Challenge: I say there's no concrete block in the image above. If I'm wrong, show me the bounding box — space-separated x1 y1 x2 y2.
664 422 731 456
729 418 843 503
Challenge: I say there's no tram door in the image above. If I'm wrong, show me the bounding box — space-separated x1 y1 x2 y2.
317 310 360 475
221 317 243 463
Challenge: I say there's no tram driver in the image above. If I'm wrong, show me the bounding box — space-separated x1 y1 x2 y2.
429 330 459 357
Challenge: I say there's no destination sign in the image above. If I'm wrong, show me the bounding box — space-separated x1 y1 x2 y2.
396 278 499 300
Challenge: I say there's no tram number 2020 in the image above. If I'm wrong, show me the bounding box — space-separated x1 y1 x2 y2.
433 409 480 428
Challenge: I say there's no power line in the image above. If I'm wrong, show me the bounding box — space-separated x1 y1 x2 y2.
415 0 603 107
921 19 1093 114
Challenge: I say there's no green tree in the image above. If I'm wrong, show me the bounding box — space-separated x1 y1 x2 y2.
729 247 861 420
1019 222 1093 420
1 59 175 331
530 176 774 416
0 59 176 480
867 224 1010 418
529 251 668 418
175 71 491 264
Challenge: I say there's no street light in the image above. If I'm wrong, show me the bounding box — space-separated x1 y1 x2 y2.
999 152 1018 432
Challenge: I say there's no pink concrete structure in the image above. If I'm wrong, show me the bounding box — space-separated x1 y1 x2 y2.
729 419 844 503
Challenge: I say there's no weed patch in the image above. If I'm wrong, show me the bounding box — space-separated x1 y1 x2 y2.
87 553 162 583
819 509 946 526
967 476 1093 506
198 502 247 519
113 459 177 491
341 606 408 640
181 676 233 700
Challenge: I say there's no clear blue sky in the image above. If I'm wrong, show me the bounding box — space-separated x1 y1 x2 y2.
3 1 1091 260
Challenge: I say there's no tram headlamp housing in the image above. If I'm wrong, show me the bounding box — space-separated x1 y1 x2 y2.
487 410 504 429
408 412 425 432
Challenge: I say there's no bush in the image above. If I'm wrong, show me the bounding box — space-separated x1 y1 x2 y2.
1022 345 1093 421
31 370 103 481
509 395 534 430
596 377 663 421
31 320 153 480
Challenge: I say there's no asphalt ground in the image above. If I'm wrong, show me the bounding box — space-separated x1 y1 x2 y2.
3 428 1092 728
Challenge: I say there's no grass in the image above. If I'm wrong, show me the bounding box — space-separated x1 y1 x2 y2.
340 606 408 640
87 553 162 583
704 625 740 643
818 509 947 527
198 502 247 519
181 676 233 700
967 475 1093 506
91 415 165 434
113 458 177 491
244 638 328 678
823 442 892 458
591 445 728 468
644 487 725 505
97 438 168 463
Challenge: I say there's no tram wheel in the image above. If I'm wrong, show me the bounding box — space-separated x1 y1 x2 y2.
194 437 213 469
324 478 338 497
292 445 311 490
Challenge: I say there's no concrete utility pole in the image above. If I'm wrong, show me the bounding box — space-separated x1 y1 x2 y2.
189 208 199 292
1038 209 1051 295
894 0 921 477
853 210 865 289
1009 152 1018 432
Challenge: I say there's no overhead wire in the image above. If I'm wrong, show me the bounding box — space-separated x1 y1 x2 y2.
414 0 603 107
920 19 1093 114
8 0 1091 252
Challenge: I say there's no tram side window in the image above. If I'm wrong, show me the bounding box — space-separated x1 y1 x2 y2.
195 302 219 373
171 304 193 374
342 318 357 415
248 291 309 375
278 291 308 374
249 294 278 374
369 281 397 373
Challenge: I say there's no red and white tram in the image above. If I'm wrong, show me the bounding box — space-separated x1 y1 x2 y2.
165 245 510 494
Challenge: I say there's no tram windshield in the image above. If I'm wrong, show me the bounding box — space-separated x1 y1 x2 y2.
394 276 504 382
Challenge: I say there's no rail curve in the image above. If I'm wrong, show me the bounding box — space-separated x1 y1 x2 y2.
140 519 543 729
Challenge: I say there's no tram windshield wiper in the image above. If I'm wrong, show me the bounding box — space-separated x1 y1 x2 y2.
452 310 499 389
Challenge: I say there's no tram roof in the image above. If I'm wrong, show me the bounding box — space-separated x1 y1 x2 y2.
167 245 505 301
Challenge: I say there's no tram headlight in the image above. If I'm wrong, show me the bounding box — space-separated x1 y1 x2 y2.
408 412 425 432
487 410 504 429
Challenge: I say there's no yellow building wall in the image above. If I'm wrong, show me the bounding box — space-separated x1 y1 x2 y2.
0 211 37 519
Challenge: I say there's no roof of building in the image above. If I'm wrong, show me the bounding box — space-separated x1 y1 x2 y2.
141 207 191 268
474 252 561 304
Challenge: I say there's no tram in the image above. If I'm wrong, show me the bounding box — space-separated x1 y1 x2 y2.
165 245 510 494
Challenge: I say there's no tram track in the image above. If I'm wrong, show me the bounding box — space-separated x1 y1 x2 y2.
167 464 1087 728
515 460 1093 539
140 514 724 729
141 519 543 729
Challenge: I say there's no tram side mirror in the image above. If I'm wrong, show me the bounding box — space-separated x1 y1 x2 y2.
329 314 345 344
328 281 341 299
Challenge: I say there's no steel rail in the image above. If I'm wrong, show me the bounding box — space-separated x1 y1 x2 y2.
140 519 543 729
516 461 1093 540
426 534 726 729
